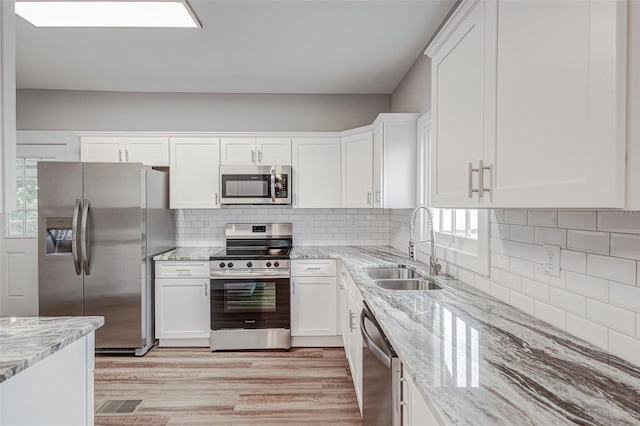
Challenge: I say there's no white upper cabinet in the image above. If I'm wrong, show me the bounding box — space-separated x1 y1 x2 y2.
220 137 291 165
169 137 220 209
373 114 419 208
81 136 169 166
427 0 630 209
342 131 373 208
292 137 341 208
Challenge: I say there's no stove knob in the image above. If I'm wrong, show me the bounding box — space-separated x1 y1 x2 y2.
247 262 253 268
274 261 280 268
266 261 272 267
219 262 225 268
227 262 234 268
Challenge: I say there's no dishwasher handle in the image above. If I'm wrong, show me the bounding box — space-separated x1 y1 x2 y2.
360 307 393 368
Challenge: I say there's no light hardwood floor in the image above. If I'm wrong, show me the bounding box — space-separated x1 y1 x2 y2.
94 347 362 425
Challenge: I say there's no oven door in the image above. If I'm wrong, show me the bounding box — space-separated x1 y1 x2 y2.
210 277 290 330
219 165 291 205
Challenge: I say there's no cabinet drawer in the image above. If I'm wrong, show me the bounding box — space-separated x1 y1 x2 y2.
155 261 209 278
291 260 337 276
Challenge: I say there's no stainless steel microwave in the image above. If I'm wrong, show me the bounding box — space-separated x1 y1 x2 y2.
219 165 291 205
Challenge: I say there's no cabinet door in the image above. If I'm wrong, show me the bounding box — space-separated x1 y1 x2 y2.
429 1 488 208
80 137 124 162
342 131 373 208
373 123 383 208
348 290 363 413
256 138 291 165
291 276 337 336
169 138 220 209
292 138 341 208
125 137 169 166
220 138 256 165
405 372 440 426
155 278 210 339
489 0 627 208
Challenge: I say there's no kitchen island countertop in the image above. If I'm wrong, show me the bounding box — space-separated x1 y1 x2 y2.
291 246 640 425
0 316 104 383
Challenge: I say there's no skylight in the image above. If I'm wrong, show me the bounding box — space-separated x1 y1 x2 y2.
15 1 201 28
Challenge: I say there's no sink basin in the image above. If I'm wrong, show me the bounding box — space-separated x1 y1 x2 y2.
364 265 424 280
374 279 442 291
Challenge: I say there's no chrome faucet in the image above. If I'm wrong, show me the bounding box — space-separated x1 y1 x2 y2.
409 204 442 276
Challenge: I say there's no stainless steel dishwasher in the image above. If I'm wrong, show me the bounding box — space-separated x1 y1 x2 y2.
361 302 402 426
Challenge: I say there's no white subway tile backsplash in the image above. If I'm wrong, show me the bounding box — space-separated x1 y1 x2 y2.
610 233 640 261
558 211 597 231
566 272 609 302
608 330 640 365
587 299 636 336
491 209 505 224
491 253 510 271
550 288 586 316
566 313 609 350
535 227 567 248
637 314 640 339
528 210 558 227
457 268 475 287
534 301 566 330
510 225 535 243
587 254 637 286
504 209 528 225
510 291 535 315
534 264 566 288
560 250 587 274
567 230 610 255
474 276 491 293
609 282 640 314
521 278 550 303
501 240 522 258
491 223 510 240
521 243 543 264
499 270 522 291
510 258 534 279
597 211 640 234
491 282 510 303
490 238 502 254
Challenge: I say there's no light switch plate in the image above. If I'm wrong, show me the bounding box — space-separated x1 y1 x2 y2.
543 244 561 278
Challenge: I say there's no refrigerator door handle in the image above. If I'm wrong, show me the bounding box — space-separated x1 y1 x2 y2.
71 197 83 275
81 198 91 275
360 307 393 368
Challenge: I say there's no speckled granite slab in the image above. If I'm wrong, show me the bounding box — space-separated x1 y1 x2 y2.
153 247 223 261
292 246 640 425
0 316 104 383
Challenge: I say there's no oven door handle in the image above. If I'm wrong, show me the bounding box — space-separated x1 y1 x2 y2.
270 169 276 203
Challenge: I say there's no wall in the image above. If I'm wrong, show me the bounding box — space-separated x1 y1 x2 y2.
16 89 390 133
176 206 391 247
390 54 432 114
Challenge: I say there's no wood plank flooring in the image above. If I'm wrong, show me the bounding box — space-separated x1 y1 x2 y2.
94 347 362 425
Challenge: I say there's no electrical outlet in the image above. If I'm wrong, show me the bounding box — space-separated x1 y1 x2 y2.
543 244 561 278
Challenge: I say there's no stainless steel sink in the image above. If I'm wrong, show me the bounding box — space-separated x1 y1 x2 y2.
364 265 424 280
374 279 442 291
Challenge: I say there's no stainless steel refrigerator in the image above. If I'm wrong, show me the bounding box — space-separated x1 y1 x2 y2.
38 162 175 356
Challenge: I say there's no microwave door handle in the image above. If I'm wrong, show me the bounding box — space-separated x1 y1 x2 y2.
270 169 276 203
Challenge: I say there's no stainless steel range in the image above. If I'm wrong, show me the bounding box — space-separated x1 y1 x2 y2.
209 223 292 351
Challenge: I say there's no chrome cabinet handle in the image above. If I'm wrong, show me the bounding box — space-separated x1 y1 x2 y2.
125 149 129 162
468 162 480 199
205 283 208 297
292 280 296 295
71 198 82 275
367 191 372 205
480 160 492 198
118 149 123 162
376 190 381 205
258 150 263 163
251 149 255 163
215 192 219 205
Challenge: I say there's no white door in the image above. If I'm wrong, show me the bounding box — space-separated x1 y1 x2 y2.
1 144 67 316
80 137 124 162
292 137 341 208
291 276 337 337
125 137 169 166
488 0 627 208
256 138 291 165
220 138 256 165
155 278 210 339
429 1 488 208
169 138 220 209
342 132 373 208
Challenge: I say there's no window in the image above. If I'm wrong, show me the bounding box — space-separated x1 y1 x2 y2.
8 158 42 237
416 111 489 276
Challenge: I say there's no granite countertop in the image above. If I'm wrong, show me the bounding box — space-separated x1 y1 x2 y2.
153 247 223 261
291 246 640 425
0 316 104 383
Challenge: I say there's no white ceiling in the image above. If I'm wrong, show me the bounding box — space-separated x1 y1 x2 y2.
16 0 454 94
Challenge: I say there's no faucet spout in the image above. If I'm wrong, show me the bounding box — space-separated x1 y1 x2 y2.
409 204 441 276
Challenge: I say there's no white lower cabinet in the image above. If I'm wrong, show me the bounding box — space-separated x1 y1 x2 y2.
155 261 210 347
290 260 338 341
341 265 363 414
402 370 441 426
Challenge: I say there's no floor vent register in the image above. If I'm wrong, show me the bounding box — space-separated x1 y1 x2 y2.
95 399 143 415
